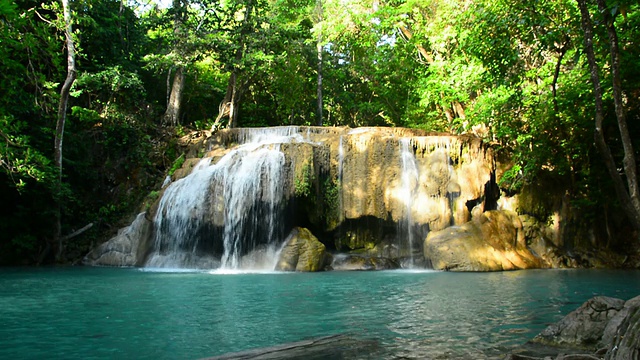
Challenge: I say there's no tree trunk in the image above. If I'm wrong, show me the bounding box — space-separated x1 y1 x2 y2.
227 71 240 129
576 0 640 231
213 0 254 129
315 0 323 126
54 0 77 261
163 0 187 127
163 66 185 126
595 0 640 213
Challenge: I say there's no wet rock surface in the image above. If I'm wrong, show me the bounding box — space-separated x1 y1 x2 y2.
202 334 379 360
83 212 151 266
424 210 544 271
275 227 329 272
330 254 400 271
507 295 640 360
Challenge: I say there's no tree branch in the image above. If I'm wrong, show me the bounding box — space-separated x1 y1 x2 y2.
0 130 21 148
60 223 93 241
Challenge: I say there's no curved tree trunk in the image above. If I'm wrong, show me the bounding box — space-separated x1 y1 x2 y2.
576 0 640 232
596 0 640 213
213 0 254 130
163 66 185 126
54 0 77 261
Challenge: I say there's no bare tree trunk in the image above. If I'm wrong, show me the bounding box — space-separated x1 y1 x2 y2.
211 72 238 130
576 0 640 231
595 0 640 212
163 0 187 127
163 66 185 126
213 0 254 129
54 0 77 261
315 0 323 126
166 67 173 109
227 71 240 129
316 41 323 126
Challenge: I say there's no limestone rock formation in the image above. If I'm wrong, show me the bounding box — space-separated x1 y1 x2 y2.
87 126 500 270
531 296 626 349
83 212 151 266
275 227 328 272
330 254 400 271
508 295 640 360
603 295 640 359
424 210 545 271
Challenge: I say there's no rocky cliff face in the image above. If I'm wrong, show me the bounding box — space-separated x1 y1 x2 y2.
84 126 582 271
508 295 640 360
424 210 544 271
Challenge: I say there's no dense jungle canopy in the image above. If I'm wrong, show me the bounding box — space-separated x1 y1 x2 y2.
0 0 639 264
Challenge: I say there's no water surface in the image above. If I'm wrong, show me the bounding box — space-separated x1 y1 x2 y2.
1 268 639 359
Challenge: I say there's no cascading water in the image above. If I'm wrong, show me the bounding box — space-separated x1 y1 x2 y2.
218 146 287 269
337 135 345 222
146 134 294 270
398 138 420 266
93 126 498 272
145 157 219 269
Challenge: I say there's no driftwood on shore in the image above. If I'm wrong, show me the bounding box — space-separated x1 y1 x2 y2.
201 334 378 360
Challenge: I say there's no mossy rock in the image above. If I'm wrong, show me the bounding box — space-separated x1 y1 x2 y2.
275 227 328 272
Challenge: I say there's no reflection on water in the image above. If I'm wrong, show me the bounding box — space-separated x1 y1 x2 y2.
0 268 639 359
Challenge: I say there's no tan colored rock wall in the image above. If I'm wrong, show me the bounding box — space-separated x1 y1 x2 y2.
88 126 498 267
208 126 496 255
424 210 545 271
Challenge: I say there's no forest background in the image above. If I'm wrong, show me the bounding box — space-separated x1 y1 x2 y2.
0 0 638 264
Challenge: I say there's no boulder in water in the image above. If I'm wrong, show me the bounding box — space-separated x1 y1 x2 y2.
531 296 625 350
83 212 152 267
330 254 400 271
275 227 328 272
508 295 640 360
424 210 544 271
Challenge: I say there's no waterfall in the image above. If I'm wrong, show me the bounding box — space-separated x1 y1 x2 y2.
337 135 345 222
398 138 420 267
218 146 286 269
106 126 496 272
145 134 294 270
145 157 219 269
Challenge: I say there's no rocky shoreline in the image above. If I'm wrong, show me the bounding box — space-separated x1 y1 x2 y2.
507 295 640 360
195 294 640 360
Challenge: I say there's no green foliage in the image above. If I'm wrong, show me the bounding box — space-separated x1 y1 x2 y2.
0 115 53 190
0 0 638 263
322 177 341 228
168 154 185 176
294 163 314 197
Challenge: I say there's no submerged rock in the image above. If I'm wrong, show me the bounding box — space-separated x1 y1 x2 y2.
424 210 544 271
275 227 328 272
202 334 379 359
330 254 400 271
83 212 152 267
507 295 640 360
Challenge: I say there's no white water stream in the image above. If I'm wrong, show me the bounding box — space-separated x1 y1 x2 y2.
146 130 299 270
398 138 420 265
